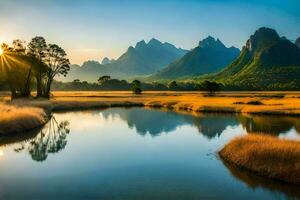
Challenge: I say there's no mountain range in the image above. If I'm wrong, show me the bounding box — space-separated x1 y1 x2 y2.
62 27 300 90
147 36 240 81
210 27 300 89
63 38 188 82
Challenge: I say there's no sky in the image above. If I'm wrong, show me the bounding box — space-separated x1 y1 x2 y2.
0 0 300 64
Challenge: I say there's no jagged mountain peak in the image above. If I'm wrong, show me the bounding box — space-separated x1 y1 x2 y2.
245 27 280 53
148 38 162 46
82 60 101 67
198 36 225 48
135 40 147 49
213 27 300 89
101 57 111 65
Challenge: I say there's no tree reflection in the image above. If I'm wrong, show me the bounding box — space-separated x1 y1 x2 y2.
15 117 70 162
238 115 300 136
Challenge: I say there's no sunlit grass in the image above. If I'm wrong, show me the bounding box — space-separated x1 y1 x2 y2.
219 134 300 184
0 102 47 134
48 91 300 115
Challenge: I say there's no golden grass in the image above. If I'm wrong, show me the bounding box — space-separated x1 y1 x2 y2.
0 102 47 135
219 134 300 184
48 91 300 116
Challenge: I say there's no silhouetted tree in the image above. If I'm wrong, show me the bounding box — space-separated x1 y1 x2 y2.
131 80 142 94
98 75 111 85
27 37 47 97
167 81 178 90
43 44 70 98
202 80 222 95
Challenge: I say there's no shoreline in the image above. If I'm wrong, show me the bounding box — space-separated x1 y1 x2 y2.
219 134 300 185
1 91 300 134
1 91 300 186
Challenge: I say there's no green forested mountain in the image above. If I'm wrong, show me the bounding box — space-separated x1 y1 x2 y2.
62 39 187 82
210 27 300 90
147 36 240 81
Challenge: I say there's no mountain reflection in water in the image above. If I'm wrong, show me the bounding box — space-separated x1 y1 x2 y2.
0 107 299 163
0 108 299 200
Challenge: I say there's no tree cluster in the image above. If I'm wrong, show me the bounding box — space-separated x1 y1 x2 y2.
0 37 70 99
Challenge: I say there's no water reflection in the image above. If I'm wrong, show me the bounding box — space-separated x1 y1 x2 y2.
0 108 299 199
1 108 300 156
238 115 300 136
100 108 300 138
14 117 70 161
221 159 300 199
101 108 239 138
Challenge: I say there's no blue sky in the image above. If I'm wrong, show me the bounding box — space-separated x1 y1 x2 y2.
0 0 299 64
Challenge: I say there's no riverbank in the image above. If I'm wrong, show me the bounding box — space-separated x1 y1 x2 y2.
33 91 300 115
0 102 48 135
1 91 300 135
219 134 300 184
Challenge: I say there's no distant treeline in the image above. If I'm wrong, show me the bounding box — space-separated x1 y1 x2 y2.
49 76 300 91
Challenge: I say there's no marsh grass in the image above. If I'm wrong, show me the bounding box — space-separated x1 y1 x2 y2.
219 134 300 184
0 103 47 135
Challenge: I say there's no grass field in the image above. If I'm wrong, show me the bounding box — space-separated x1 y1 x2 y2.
41 91 300 115
219 134 300 184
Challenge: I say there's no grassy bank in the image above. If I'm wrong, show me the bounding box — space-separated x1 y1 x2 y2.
219 134 300 184
47 91 300 116
0 103 48 135
1 91 300 134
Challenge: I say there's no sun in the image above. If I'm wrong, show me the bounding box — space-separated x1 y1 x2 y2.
0 47 3 56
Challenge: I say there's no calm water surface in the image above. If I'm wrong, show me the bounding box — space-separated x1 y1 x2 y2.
0 108 300 200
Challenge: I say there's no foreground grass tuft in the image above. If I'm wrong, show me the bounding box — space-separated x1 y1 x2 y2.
219 134 300 184
0 103 47 135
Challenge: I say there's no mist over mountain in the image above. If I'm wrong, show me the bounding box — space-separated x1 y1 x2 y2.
213 27 300 89
147 36 240 81
62 39 188 82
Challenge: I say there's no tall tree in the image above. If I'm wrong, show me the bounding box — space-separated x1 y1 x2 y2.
43 44 70 98
27 37 47 97
131 80 142 94
12 39 32 97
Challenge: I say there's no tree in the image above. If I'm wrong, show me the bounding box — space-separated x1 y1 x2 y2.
43 44 70 98
201 80 222 96
167 81 178 90
27 37 47 97
12 39 32 97
97 75 111 85
0 42 34 98
131 80 142 94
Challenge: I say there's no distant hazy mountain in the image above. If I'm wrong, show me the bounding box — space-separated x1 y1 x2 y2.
65 61 107 82
148 36 240 80
296 36 300 49
213 27 300 89
62 39 188 82
106 38 188 75
101 57 114 65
